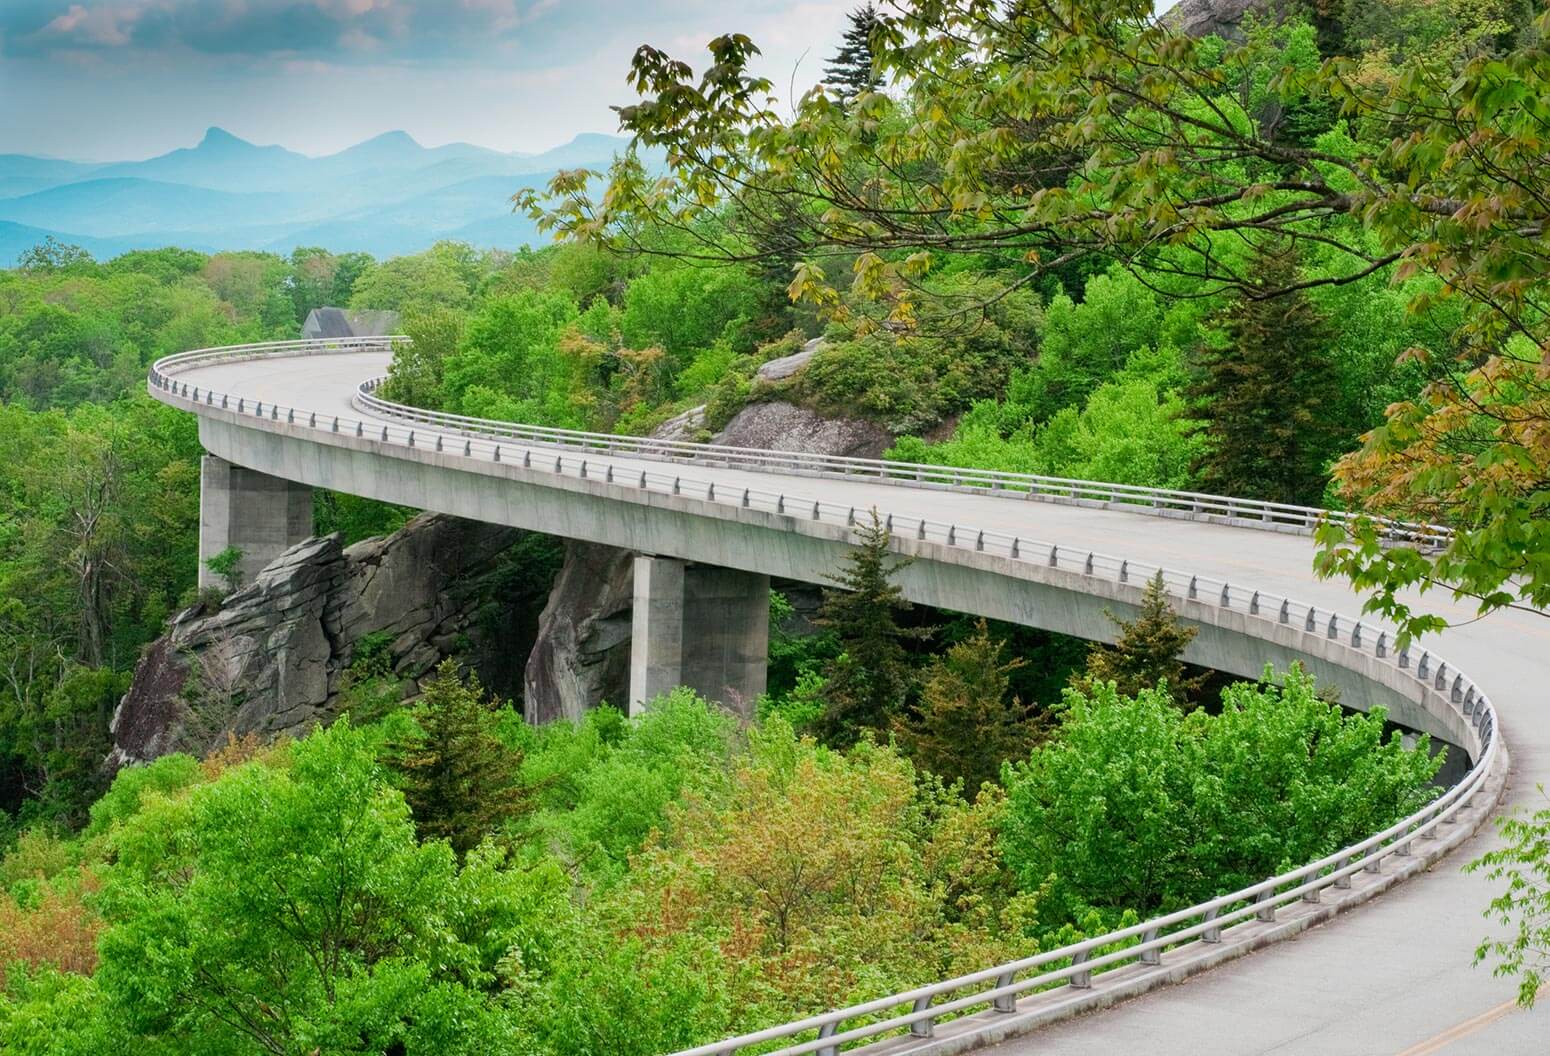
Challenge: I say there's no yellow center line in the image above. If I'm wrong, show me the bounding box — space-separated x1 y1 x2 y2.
1392 987 1545 1056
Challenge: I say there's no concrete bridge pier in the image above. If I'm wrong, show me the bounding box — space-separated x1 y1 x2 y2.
198 454 314 593
629 555 770 717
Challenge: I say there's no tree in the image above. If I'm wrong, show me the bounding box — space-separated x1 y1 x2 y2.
202 545 244 594
1002 668 1440 924
824 5 883 104
1072 571 1205 706
1188 245 1343 506
17 239 93 275
92 720 536 1055
814 511 925 746
382 306 464 409
388 661 531 860
1467 795 1550 1008
523 4 1550 640
893 619 1044 793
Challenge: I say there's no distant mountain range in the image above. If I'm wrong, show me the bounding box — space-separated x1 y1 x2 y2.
0 128 643 265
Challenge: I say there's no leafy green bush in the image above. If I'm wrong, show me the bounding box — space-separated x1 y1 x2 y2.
1001 667 1441 926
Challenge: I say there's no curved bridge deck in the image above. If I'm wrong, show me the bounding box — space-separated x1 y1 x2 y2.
152 344 1547 1055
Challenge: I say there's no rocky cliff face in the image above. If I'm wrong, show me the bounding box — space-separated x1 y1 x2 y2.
521 541 635 724
1164 0 1276 38
111 513 523 767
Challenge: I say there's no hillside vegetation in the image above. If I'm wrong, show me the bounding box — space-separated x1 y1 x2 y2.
3 0 1549 1049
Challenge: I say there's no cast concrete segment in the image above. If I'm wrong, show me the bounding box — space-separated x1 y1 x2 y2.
162 350 1550 1054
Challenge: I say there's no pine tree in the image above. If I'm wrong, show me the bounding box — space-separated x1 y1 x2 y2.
388 660 530 859
824 4 884 104
815 509 925 746
1188 243 1343 507
893 619 1045 793
1072 571 1206 706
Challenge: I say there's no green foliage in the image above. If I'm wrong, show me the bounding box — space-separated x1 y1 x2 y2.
349 246 474 314
759 590 839 733
618 262 761 367
814 512 925 746
1002 668 1442 926
1189 246 1345 506
93 720 530 1056
83 753 204 839
1072 571 1206 706
203 545 243 594
382 306 464 408
0 966 115 1056
1467 791 1550 1008
893 620 1045 795
789 282 1038 433
1017 269 1165 423
518 689 736 881
0 397 199 823
443 290 584 427
889 343 1203 490
388 661 531 860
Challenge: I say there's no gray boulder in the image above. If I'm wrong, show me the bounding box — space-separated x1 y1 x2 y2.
110 513 522 767
713 399 893 460
756 337 823 382
1163 0 1274 38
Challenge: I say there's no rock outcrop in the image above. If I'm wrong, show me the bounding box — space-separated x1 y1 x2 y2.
111 513 522 767
713 400 893 460
521 542 635 724
755 337 823 382
1163 0 1276 38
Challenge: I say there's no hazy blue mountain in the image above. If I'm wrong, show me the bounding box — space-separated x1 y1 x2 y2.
92 127 313 192
0 220 217 265
0 154 106 200
0 178 306 238
0 128 639 265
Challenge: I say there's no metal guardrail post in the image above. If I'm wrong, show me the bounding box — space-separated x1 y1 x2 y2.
1069 950 1092 989
992 972 1017 1013
909 996 934 1038
1139 927 1162 965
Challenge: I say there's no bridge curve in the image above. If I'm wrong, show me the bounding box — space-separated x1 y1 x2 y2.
149 338 1540 1055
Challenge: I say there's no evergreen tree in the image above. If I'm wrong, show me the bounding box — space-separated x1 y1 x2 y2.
1072 571 1206 706
1188 243 1342 507
815 510 925 746
824 4 883 104
893 619 1045 793
388 660 530 859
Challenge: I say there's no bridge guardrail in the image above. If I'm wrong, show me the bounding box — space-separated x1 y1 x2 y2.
149 339 1499 1056
150 336 1450 547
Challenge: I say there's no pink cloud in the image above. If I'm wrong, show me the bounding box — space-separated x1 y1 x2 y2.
43 4 139 46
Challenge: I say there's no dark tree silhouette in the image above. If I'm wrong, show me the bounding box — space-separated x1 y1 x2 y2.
824 4 883 103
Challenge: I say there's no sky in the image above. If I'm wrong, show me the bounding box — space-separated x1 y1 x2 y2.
0 0 860 161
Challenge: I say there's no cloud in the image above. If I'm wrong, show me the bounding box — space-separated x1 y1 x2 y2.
38 1 151 46
0 0 562 62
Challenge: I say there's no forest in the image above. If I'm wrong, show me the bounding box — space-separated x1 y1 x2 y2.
2 0 1549 1051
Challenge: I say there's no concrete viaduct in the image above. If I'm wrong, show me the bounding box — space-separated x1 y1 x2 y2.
151 338 1544 1056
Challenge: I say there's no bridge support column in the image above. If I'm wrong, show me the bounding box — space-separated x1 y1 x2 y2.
628 555 769 717
198 455 313 593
